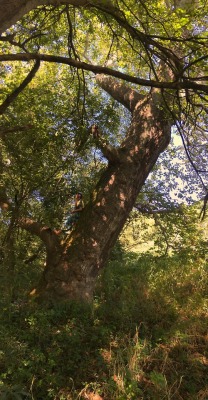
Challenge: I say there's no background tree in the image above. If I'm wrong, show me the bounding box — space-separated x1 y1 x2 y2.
0 0 207 301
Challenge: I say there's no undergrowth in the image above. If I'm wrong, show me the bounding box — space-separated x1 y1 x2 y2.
0 249 207 399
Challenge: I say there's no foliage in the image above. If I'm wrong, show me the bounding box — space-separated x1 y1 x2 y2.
0 206 207 399
0 2 208 397
0 385 30 400
0 0 207 211
0 0 207 285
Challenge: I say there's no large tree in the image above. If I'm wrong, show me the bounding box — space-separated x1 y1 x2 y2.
0 0 207 301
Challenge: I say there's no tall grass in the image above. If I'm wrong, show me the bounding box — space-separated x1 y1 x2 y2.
0 246 207 399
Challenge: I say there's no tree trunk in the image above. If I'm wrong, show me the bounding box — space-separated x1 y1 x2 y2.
32 77 172 302
0 0 172 301
0 0 115 35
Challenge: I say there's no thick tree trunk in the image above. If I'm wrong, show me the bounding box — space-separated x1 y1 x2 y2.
0 0 76 34
32 79 172 302
0 0 115 35
0 0 172 302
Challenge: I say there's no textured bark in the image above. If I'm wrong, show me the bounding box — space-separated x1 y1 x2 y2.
0 0 116 35
0 75 172 302
30 77 172 303
0 1 173 302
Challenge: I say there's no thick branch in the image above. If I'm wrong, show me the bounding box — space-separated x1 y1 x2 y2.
0 188 60 247
96 140 121 163
18 217 60 247
0 0 117 34
91 124 121 163
0 0 182 77
1 53 207 93
0 185 57 247
96 74 144 112
0 60 40 115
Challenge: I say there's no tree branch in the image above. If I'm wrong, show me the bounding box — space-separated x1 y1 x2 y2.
135 203 182 215
0 59 40 115
0 125 33 139
199 192 208 221
0 0 91 34
18 217 60 247
91 124 121 163
0 188 61 248
95 74 144 112
1 53 207 93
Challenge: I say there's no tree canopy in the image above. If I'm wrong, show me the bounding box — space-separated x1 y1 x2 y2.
0 0 207 302
0 3 208 397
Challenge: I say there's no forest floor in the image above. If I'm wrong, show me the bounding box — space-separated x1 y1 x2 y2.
0 245 207 400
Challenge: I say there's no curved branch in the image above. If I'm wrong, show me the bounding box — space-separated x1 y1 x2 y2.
0 59 40 115
0 0 93 34
18 217 61 247
0 0 184 71
91 124 121 163
0 189 61 248
1 53 207 93
94 0 181 70
0 186 60 247
96 74 144 112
